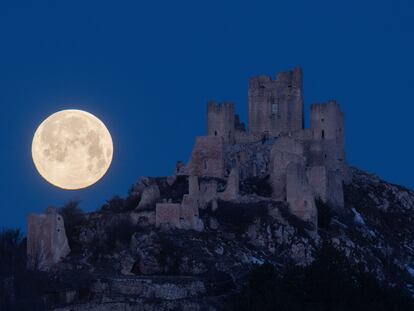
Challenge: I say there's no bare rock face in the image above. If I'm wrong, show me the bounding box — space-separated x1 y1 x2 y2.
27 207 70 271
130 232 163 275
137 184 160 209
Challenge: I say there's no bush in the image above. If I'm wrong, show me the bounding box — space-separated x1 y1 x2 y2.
0 228 55 310
100 194 140 213
58 200 85 248
100 195 125 212
230 242 414 311
315 198 332 229
240 175 273 197
0 228 24 276
106 219 139 250
206 201 268 233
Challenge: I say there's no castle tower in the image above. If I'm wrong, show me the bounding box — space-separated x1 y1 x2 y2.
248 68 304 137
207 101 236 144
307 100 348 208
310 100 344 143
309 100 346 171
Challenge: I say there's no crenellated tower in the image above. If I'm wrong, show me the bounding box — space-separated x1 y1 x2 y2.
248 68 304 137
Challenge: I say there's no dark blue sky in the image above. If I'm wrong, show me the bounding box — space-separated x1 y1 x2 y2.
1 0 413 229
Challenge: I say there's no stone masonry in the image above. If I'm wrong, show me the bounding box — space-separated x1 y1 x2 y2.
27 207 70 271
185 68 349 227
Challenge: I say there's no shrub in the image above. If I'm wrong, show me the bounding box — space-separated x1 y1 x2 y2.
240 175 273 197
100 195 125 212
58 200 85 248
0 228 24 276
0 228 54 310
230 242 414 311
100 194 139 213
315 197 332 229
106 219 139 250
207 201 268 233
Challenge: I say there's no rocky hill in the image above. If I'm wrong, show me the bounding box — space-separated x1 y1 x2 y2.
2 167 413 310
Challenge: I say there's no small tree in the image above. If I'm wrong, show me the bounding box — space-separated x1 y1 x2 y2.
58 200 84 248
0 228 24 276
315 198 332 229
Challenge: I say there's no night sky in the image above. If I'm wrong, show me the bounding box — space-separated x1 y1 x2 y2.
1 0 413 230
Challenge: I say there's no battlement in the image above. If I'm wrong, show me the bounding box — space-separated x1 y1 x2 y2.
310 100 341 113
249 67 302 91
207 101 235 114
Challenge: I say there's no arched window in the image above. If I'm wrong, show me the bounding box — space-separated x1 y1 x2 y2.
321 130 325 139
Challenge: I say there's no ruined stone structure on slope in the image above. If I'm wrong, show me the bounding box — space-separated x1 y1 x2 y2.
186 68 349 225
27 207 71 271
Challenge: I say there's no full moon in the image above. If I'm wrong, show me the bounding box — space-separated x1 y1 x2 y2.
32 109 113 190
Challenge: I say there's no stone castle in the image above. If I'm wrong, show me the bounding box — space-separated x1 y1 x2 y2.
28 68 350 269
155 67 349 229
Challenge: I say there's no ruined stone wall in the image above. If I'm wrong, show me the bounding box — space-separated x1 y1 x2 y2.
269 136 305 201
221 168 239 201
248 68 303 137
306 166 328 201
198 179 218 208
187 136 224 178
155 192 203 231
155 203 181 228
27 207 70 270
180 195 199 227
286 163 317 225
307 100 349 204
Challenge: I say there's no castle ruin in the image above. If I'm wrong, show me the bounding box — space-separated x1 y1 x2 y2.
182 68 349 226
27 207 71 270
27 68 349 270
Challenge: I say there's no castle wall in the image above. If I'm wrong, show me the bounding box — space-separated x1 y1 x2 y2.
198 179 218 208
225 140 274 180
27 207 70 270
155 203 181 228
248 68 303 137
286 162 317 225
327 169 345 207
184 68 349 223
187 136 224 178
156 193 202 230
306 166 328 201
188 175 200 197
270 150 304 201
270 136 305 201
272 135 304 155
180 195 199 224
